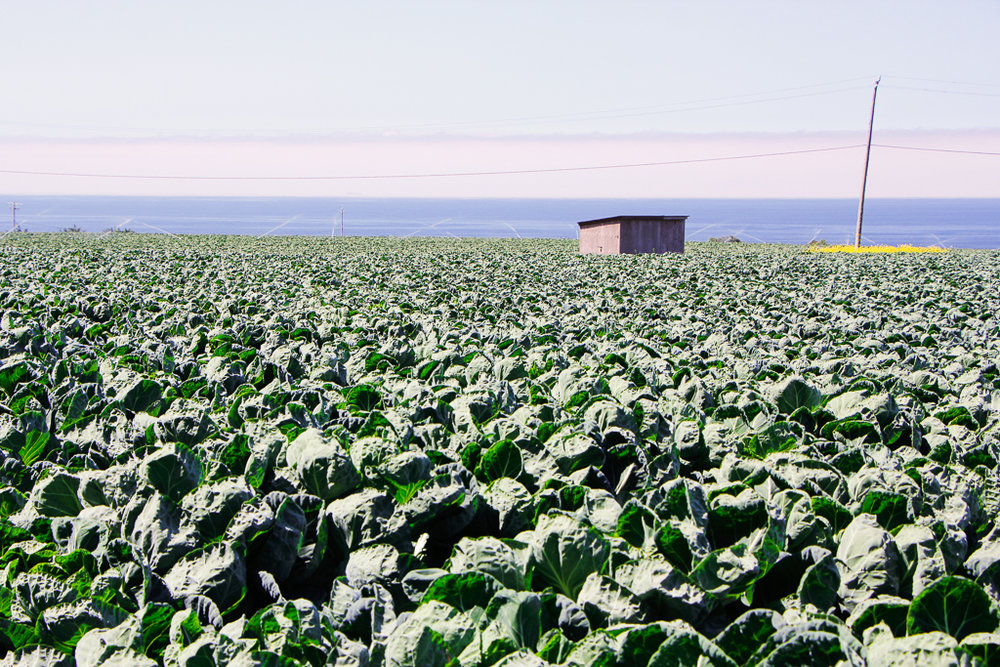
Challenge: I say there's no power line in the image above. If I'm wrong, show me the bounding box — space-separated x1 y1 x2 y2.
881 84 1000 98
390 83 871 130
395 77 873 130
884 75 1000 90
0 79 872 136
524 86 869 125
0 145 864 182
2 143 996 184
873 144 1000 156
0 76 995 139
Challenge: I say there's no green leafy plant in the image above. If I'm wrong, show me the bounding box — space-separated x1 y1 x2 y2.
0 235 995 664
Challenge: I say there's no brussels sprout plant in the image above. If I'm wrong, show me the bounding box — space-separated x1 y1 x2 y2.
0 234 998 666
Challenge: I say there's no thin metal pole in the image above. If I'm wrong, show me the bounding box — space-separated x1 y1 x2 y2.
855 77 880 248
9 202 19 231
340 208 344 236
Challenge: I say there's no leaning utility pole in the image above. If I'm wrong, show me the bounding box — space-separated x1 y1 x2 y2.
8 202 19 232
855 77 880 248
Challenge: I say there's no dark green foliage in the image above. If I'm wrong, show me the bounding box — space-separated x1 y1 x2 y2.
714 610 782 665
906 576 999 640
750 631 847 666
811 496 853 533
615 501 657 548
776 378 823 415
421 572 503 612
860 490 911 531
655 522 694 573
0 236 995 664
475 440 522 483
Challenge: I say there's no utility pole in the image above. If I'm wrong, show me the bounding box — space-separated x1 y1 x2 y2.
340 208 344 236
855 77 880 248
8 202 19 232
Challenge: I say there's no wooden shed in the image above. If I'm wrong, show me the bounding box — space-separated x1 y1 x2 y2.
578 215 687 255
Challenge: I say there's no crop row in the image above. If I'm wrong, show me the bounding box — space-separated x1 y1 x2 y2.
0 235 998 666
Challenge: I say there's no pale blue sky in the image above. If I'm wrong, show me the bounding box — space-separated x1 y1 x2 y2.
1 1 999 196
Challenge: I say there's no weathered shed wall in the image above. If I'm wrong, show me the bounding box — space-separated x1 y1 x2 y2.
578 216 687 254
619 219 685 254
578 223 621 254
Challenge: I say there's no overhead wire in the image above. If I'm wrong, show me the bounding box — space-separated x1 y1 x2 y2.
1 77 997 188
1 142 998 183
0 76 994 139
872 144 1000 156
371 80 873 131
880 84 1000 98
508 86 870 125
883 75 1000 90
0 78 873 136
0 145 865 181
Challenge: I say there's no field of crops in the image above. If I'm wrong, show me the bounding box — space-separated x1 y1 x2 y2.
0 233 998 666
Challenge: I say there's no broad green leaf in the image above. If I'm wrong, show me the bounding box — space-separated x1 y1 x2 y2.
846 595 909 638
20 429 51 466
822 418 880 444
906 576 998 640
647 626 736 667
142 444 204 502
120 379 163 414
690 546 760 599
383 601 477 667
219 434 251 473
537 629 573 664
959 633 1000 666
708 488 767 549
40 599 128 653
866 627 966 666
345 384 382 413
824 391 867 420
810 496 853 534
740 421 802 459
180 479 254 540
528 511 610 599
836 514 901 607
449 537 525 591
775 377 823 415
859 490 910 531
655 522 694 573
484 589 542 651
256 496 307 581
749 630 847 667
615 500 658 549
421 571 503 612
797 554 841 612
137 603 174 658
163 543 247 614
284 428 360 501
714 609 783 665
34 473 83 518
618 624 669 667
476 439 523 483
576 573 643 627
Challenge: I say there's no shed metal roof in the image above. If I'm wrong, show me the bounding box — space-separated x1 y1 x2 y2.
577 215 688 228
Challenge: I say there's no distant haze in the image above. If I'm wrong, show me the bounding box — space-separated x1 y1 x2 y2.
2 130 998 198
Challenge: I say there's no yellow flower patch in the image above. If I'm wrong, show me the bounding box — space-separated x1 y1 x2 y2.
806 244 946 253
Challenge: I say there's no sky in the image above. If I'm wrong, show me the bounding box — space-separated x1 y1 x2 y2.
1 0 999 198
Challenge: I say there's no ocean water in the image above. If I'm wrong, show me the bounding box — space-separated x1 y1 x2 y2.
3 196 998 248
